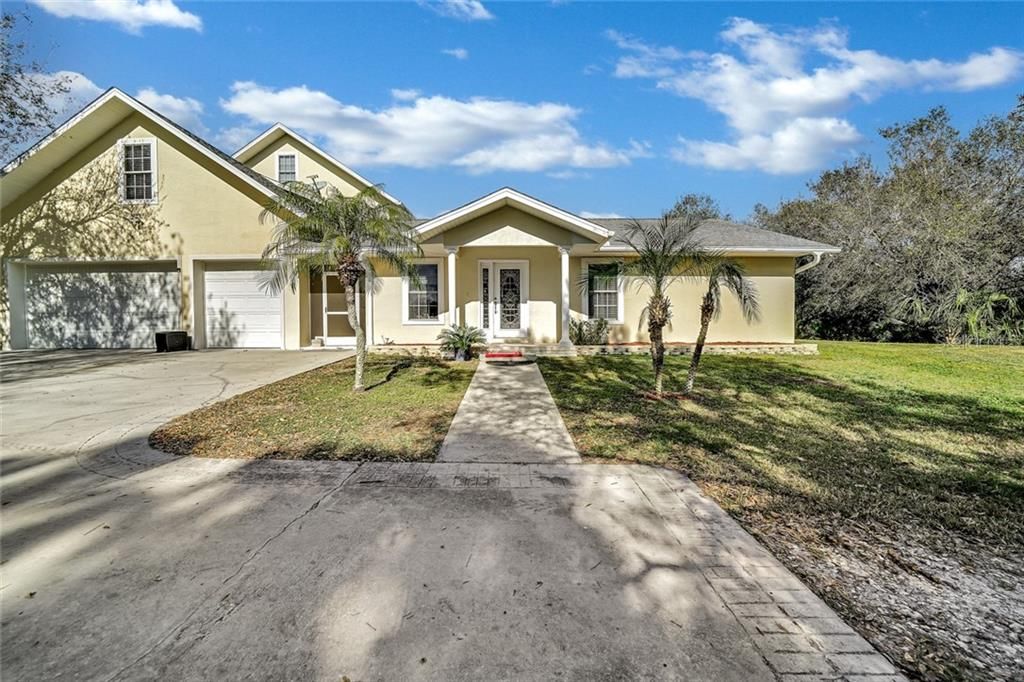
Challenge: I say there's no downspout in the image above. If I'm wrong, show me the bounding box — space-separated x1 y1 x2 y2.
795 251 823 275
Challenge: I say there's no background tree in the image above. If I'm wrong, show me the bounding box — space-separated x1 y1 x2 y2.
684 258 760 394
667 193 728 222
260 183 420 391
755 97 1024 344
1 11 71 160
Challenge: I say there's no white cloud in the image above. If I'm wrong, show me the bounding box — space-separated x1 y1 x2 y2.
420 0 494 21
219 81 638 174
136 87 205 133
672 117 861 173
391 88 422 101
215 125 262 153
30 0 202 33
610 18 1024 173
442 47 470 60
28 71 104 124
580 211 624 219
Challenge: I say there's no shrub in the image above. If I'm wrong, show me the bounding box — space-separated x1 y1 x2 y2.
437 324 486 360
569 317 609 345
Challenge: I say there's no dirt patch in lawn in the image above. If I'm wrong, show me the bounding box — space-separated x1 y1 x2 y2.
150 356 477 461
539 342 1024 681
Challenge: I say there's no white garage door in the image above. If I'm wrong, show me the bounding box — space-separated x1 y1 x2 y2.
24 262 180 349
204 269 282 348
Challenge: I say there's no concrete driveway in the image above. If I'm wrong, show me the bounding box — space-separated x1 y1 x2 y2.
0 350 896 681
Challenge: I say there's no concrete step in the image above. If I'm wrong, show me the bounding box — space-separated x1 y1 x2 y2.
486 344 578 358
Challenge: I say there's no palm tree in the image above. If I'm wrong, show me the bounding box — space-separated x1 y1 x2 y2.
259 182 420 391
613 213 707 396
684 258 760 394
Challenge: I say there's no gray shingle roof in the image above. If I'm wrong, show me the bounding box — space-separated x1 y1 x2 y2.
589 218 838 253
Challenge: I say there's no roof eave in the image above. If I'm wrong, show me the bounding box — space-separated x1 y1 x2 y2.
232 123 404 207
414 187 611 243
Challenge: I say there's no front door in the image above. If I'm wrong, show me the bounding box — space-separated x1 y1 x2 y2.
481 261 529 339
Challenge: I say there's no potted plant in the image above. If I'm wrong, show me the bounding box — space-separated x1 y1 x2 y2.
437 324 486 361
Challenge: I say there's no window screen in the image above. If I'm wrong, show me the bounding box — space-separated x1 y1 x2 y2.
408 264 439 320
123 142 154 201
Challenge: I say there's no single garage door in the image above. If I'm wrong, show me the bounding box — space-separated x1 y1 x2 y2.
204 267 282 348
24 261 181 348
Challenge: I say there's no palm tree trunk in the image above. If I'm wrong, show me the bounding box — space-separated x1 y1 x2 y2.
342 275 366 391
685 294 714 395
650 323 665 396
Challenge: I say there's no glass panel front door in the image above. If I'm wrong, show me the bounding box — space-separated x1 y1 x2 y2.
499 268 521 330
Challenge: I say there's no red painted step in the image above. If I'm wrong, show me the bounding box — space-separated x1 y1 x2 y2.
484 351 524 359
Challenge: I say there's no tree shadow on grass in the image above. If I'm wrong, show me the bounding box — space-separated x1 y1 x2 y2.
539 355 1024 551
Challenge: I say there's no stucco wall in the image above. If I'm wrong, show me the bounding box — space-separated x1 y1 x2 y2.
372 252 795 346
426 205 596 249
612 257 796 344
2 112 306 348
371 259 450 345
246 138 364 197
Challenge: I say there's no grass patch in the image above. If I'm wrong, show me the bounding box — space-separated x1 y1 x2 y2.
539 342 1024 680
150 356 476 461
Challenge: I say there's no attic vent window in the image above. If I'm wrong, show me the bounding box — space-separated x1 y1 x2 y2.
121 139 155 202
277 154 297 182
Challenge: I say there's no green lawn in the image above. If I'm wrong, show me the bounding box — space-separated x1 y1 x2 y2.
150 356 476 461
539 342 1024 680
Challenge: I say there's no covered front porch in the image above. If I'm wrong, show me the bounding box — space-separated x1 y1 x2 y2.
366 189 615 349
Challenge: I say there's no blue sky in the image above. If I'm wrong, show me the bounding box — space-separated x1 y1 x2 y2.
16 0 1024 219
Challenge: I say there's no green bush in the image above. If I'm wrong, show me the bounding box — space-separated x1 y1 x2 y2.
569 317 609 345
437 324 486 360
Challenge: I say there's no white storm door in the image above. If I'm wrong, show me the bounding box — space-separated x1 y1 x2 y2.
492 262 529 339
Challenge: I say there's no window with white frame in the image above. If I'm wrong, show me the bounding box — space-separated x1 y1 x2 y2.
122 140 155 202
586 262 622 323
277 154 297 182
404 261 442 323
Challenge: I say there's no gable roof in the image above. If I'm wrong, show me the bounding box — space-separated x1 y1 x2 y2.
591 218 840 256
415 187 612 242
232 123 402 206
1 88 281 211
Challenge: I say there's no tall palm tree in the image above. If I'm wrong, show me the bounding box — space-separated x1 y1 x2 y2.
684 258 760 394
614 213 708 396
259 182 420 391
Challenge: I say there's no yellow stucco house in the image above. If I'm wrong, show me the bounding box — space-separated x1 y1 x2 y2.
0 89 837 351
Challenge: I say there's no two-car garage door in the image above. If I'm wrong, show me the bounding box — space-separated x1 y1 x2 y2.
203 266 282 348
24 262 180 349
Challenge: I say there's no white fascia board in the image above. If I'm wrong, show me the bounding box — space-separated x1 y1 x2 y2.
2 89 123 175
414 187 611 242
597 244 842 256
3 89 279 201
232 123 403 207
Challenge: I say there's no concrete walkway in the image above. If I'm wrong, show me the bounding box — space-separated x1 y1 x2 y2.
438 361 581 464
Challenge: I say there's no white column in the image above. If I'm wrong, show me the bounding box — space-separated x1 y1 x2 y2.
446 247 459 326
558 246 572 347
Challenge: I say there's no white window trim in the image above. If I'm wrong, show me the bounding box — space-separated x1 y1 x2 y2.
119 137 157 204
275 151 298 183
582 258 625 325
402 258 444 325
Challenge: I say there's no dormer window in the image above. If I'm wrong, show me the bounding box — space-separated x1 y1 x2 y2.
277 154 297 182
121 139 156 202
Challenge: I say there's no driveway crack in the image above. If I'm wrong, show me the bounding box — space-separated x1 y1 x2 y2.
104 466 359 680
